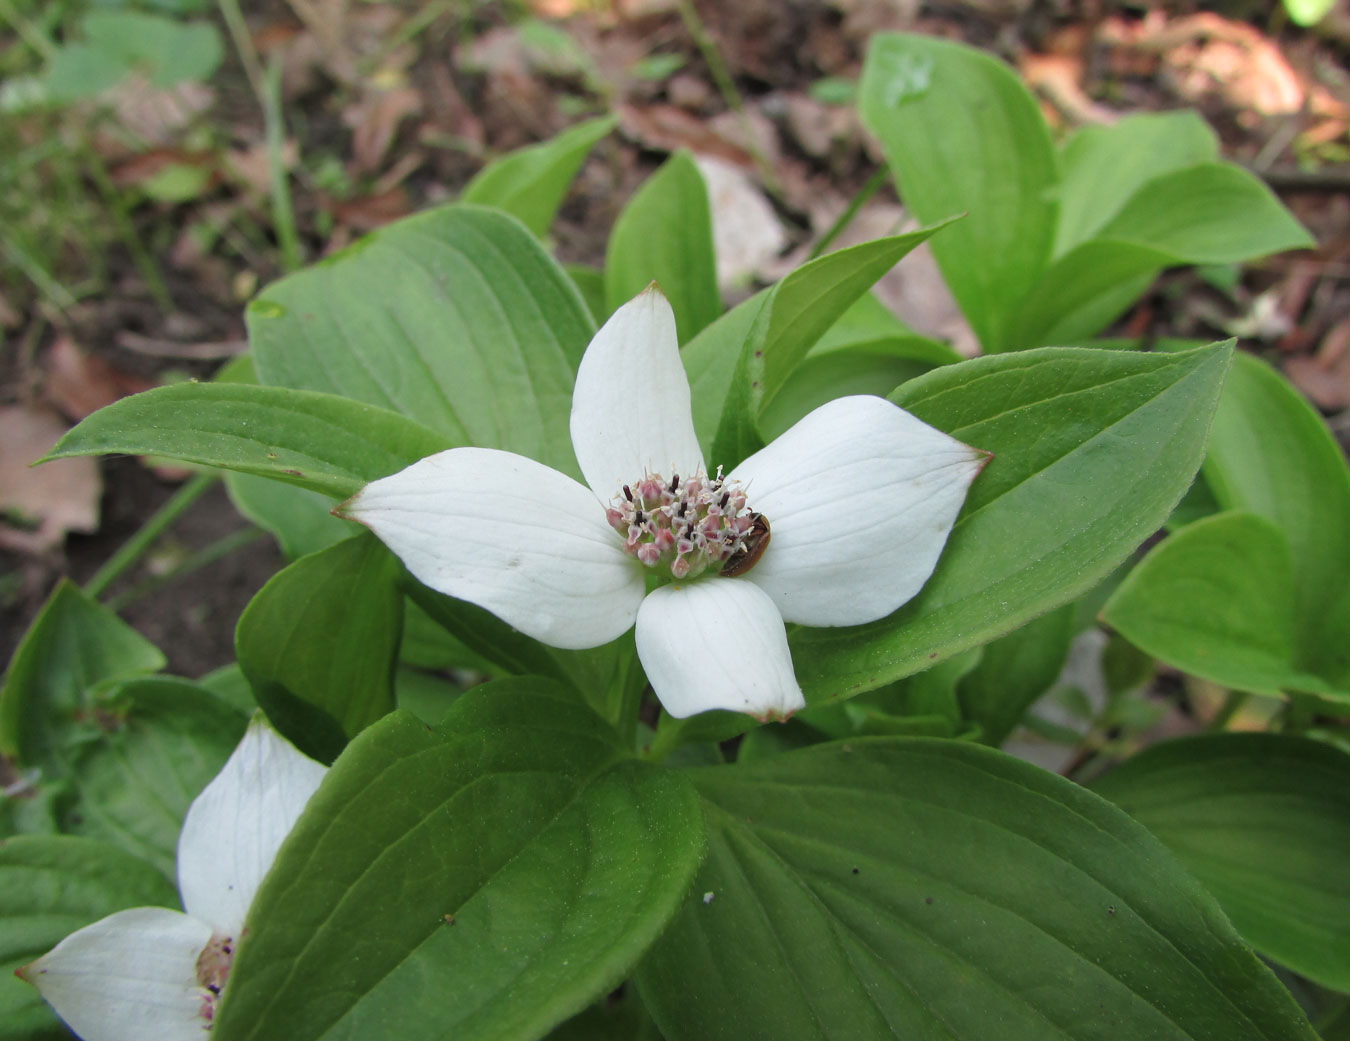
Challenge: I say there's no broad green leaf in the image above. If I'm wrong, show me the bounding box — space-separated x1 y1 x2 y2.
81 10 222 87
1100 511 1331 698
214 682 705 1041
199 663 258 715
42 43 123 101
605 151 719 344
463 116 616 236
236 534 403 763
681 289 767 455
249 204 595 478
214 350 351 558
566 263 608 324
1203 353 1350 690
759 294 959 440
42 382 452 499
1009 166 1309 350
711 224 952 465
637 739 1316 1041
0 580 163 764
225 472 350 559
0 835 178 1041
1093 733 1350 991
1003 239 1169 350
860 33 1058 352
405 582 640 719
789 342 1233 704
545 987 663 1041
957 602 1075 746
60 677 247 877
1095 163 1314 263
1054 111 1218 257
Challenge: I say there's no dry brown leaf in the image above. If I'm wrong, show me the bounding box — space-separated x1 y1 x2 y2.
1286 316 1350 410
344 86 424 173
114 333 247 361
0 405 101 553
107 74 214 146
1020 52 1119 126
616 103 755 165
1108 12 1305 118
331 185 413 231
44 337 156 423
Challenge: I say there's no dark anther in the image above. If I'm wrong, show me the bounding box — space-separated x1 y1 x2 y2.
719 492 729 508
677 501 687 518
623 485 633 502
634 510 644 524
670 474 680 492
208 985 221 995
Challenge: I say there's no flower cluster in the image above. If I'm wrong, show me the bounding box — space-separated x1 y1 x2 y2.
606 467 755 578
341 286 987 721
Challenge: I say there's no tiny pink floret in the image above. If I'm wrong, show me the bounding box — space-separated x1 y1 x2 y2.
608 466 763 580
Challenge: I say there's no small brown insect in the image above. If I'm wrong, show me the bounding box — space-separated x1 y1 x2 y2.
721 512 770 577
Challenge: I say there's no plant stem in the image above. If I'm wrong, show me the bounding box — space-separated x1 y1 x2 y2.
0 0 58 61
215 0 265 102
85 473 219 599
263 56 303 273
674 0 785 203
82 144 175 312
809 166 889 260
1206 689 1248 731
107 526 266 613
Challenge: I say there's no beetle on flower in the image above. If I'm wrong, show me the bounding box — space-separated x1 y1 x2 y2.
18 719 326 1040
339 286 988 721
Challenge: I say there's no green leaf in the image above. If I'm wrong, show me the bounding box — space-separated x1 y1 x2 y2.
0 835 178 1041
214 682 705 1041
860 33 1058 352
1003 239 1170 350
1094 163 1314 263
1203 353 1350 691
1285 0 1336 24
42 43 124 101
1101 511 1331 698
60 677 247 877
957 602 1075 746
236 534 403 762
688 229 950 464
637 739 1317 1041
462 116 616 237
1008 165 1309 350
758 294 959 441
1054 111 1218 257
0 580 164 764
712 224 953 464
224 471 350 559
42 382 452 499
249 204 595 478
605 151 719 344
789 342 1233 704
81 10 222 87
566 263 608 324
1093 733 1350 991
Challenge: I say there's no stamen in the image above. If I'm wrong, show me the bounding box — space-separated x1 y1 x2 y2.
610 468 766 579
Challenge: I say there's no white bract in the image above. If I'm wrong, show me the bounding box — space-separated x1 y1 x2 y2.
19 719 327 1040
341 287 987 720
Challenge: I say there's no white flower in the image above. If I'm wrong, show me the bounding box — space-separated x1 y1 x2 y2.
19 719 327 1040
340 287 987 720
